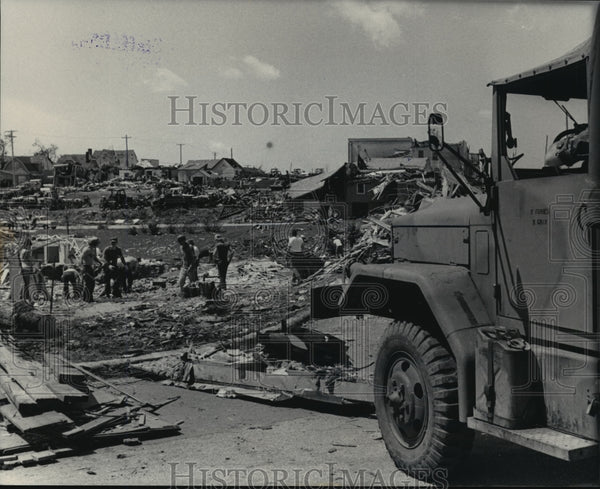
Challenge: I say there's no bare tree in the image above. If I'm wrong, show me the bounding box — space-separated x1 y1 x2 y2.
32 139 58 163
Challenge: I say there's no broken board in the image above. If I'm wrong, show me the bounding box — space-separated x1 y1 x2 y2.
0 404 73 434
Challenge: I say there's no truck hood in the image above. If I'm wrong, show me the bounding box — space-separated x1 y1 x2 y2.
391 196 488 227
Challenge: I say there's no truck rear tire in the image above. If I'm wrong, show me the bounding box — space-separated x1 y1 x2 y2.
374 321 473 479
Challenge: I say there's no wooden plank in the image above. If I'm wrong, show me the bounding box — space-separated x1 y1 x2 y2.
365 216 392 232
0 375 39 415
45 381 88 403
0 346 63 408
0 405 73 434
31 449 56 463
62 406 134 439
17 452 37 467
43 353 86 386
467 417 598 462
70 364 159 410
74 348 187 370
0 454 19 462
92 412 181 439
0 352 86 405
70 389 123 410
0 427 31 455
11 374 62 408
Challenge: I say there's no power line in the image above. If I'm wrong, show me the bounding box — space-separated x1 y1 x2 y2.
176 143 185 166
4 130 17 187
122 134 132 169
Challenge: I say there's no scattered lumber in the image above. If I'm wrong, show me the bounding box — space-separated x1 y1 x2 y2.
62 406 134 439
0 341 181 469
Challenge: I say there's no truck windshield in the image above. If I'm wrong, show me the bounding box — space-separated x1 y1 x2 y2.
505 93 588 178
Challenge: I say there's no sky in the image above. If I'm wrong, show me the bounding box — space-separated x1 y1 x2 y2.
0 0 595 171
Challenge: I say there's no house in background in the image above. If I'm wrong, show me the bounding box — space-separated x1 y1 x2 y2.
57 153 87 168
134 159 163 180
0 169 13 187
349 137 470 174
92 149 138 170
158 164 179 180
365 156 431 173
348 137 414 164
177 160 218 184
139 158 159 168
207 158 243 179
1 159 31 185
1 154 54 185
286 162 347 202
177 158 242 183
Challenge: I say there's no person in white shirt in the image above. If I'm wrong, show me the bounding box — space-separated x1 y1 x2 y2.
287 230 304 284
288 229 304 253
333 237 343 258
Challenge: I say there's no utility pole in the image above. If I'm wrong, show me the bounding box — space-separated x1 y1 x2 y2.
177 143 185 166
4 130 17 187
213 152 217 160
122 134 131 168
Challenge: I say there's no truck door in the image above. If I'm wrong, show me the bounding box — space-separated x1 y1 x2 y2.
496 172 594 336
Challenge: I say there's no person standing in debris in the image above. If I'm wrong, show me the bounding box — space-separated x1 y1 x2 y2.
213 234 233 290
287 229 304 284
177 235 196 296
102 238 127 299
118 256 138 293
81 238 102 302
333 236 344 258
188 239 200 282
18 238 38 302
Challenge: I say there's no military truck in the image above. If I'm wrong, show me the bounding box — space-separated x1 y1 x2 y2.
314 12 600 478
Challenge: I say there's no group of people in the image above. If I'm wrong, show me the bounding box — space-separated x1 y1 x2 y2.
77 237 134 302
16 228 344 305
177 234 233 295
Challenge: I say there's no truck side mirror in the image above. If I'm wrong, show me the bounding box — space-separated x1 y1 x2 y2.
504 112 518 149
428 113 445 152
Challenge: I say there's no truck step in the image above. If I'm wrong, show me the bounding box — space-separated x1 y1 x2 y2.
467 417 598 461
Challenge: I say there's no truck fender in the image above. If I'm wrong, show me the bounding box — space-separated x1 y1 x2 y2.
342 262 494 421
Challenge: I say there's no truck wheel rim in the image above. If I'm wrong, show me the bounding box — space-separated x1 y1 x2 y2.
385 353 428 448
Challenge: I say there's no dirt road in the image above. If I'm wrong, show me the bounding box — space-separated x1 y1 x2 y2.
3 379 598 487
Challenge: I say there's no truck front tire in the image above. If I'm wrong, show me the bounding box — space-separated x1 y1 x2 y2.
374 321 473 479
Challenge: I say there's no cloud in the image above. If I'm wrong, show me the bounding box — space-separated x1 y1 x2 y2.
219 67 244 79
219 55 281 80
143 68 188 92
333 1 424 48
242 55 281 80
